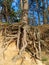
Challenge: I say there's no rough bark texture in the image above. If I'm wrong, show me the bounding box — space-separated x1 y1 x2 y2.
20 0 28 24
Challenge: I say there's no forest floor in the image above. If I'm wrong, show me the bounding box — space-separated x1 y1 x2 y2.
0 23 49 65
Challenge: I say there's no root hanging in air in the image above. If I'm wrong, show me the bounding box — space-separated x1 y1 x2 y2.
37 29 41 59
33 28 41 59
17 26 21 50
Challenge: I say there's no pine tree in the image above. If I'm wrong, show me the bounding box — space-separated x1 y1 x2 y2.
20 0 28 24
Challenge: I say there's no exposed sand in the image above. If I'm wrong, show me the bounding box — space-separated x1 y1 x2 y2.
0 35 45 65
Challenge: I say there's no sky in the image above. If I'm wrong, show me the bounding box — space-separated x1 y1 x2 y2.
12 0 20 11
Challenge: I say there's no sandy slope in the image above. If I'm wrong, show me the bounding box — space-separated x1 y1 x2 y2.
0 35 45 65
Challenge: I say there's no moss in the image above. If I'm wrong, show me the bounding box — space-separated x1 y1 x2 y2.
41 57 48 62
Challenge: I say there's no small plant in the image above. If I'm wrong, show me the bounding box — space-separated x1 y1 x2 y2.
41 57 48 62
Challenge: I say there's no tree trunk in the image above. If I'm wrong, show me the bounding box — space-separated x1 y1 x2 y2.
46 0 49 23
36 0 40 25
20 0 28 24
3 0 9 22
42 0 47 24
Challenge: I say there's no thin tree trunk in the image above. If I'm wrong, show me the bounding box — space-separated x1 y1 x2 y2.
46 0 49 23
17 27 21 49
3 1 9 22
42 0 47 24
36 0 40 25
41 0 44 24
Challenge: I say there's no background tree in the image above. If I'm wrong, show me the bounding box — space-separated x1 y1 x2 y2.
28 0 49 25
0 0 21 23
0 0 13 22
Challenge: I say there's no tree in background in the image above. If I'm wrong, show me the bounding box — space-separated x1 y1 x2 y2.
0 0 12 22
0 0 21 23
28 0 49 25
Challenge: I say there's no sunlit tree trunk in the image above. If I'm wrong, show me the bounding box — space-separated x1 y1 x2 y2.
41 0 45 24
48 6 49 23
42 0 47 24
20 0 28 24
44 10 47 24
44 0 47 24
46 0 49 23
20 0 23 10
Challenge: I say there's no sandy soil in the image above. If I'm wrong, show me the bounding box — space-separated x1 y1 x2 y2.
0 35 46 65
0 24 49 65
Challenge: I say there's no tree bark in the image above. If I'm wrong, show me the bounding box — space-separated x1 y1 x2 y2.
20 0 28 24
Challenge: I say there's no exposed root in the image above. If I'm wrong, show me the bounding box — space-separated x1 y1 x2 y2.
33 28 41 59
19 26 27 55
0 23 49 63
17 26 21 49
12 25 28 61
